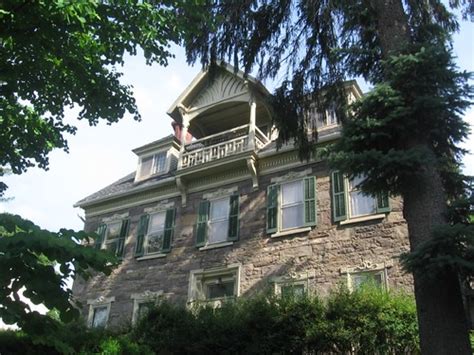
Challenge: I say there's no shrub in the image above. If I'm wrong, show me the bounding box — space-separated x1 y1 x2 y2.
0 287 419 354
130 287 418 354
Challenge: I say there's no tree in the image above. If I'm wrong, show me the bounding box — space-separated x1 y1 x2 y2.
0 0 206 347
183 1 473 353
0 0 205 194
0 213 115 352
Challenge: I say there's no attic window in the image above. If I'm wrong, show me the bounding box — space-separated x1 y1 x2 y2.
137 151 167 180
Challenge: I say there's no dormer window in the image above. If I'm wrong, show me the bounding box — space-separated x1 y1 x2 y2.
137 151 167 181
309 106 339 130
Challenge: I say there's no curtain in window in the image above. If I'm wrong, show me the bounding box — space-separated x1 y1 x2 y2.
139 155 154 177
349 175 376 217
147 212 165 254
208 197 230 244
281 180 304 229
92 307 108 328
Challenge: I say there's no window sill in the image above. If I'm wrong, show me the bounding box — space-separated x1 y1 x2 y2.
339 214 386 226
271 226 312 238
199 241 234 251
136 253 168 261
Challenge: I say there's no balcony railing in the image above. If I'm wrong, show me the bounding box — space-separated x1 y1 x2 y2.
180 124 269 169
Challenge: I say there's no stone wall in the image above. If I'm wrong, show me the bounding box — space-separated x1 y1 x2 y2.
72 161 412 328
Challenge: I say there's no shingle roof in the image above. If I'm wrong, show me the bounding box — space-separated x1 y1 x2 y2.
74 170 175 208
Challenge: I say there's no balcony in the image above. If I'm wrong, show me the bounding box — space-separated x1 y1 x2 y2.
180 124 269 169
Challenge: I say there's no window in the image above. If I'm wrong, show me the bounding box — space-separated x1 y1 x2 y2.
91 306 108 328
95 219 129 257
137 151 167 180
87 296 114 328
135 208 176 257
280 284 306 298
348 175 377 217
205 277 235 300
137 302 153 319
273 273 309 298
188 264 240 305
341 262 389 292
331 171 390 222
281 180 304 230
309 106 339 130
195 195 239 247
131 291 163 324
267 177 317 234
351 271 385 291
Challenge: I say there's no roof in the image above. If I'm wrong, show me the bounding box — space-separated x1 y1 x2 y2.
167 62 270 123
74 171 175 208
132 135 178 156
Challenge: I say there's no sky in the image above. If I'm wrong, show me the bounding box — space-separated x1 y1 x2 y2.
1 21 473 232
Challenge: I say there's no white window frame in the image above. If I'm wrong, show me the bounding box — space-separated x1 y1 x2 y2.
347 175 377 219
279 179 305 232
87 296 115 328
144 210 167 255
188 264 241 307
207 195 231 245
341 262 390 292
136 149 170 181
102 220 122 252
309 106 340 131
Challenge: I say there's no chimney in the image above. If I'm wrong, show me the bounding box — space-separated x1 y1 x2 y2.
172 121 192 144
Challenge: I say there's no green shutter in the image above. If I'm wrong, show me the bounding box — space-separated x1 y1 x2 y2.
135 215 149 257
162 208 176 252
116 219 129 257
95 224 107 249
196 200 209 247
267 184 279 234
331 171 347 222
228 195 240 241
376 191 391 213
304 176 317 226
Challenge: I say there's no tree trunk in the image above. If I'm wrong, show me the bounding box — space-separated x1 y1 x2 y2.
402 151 471 354
372 1 471 353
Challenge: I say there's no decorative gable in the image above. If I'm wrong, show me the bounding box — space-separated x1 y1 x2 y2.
190 72 248 110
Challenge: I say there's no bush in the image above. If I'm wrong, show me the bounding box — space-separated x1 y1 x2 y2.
0 287 419 354
131 288 418 354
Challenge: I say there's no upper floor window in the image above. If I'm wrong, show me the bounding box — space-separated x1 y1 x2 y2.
195 195 239 248
309 106 339 130
137 151 167 181
95 218 129 258
267 177 317 234
135 208 176 258
331 171 390 223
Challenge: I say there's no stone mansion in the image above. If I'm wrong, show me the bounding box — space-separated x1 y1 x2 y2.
72 64 412 328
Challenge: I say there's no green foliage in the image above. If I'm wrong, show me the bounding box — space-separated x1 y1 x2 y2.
0 213 116 352
402 190 474 279
129 288 417 354
183 1 470 158
308 286 418 354
471 331 474 349
0 0 206 195
0 288 420 354
0 330 59 355
330 43 472 198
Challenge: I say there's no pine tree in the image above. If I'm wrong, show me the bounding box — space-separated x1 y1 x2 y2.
183 1 473 353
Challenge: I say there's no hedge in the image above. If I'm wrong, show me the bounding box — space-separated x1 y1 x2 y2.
0 286 419 354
